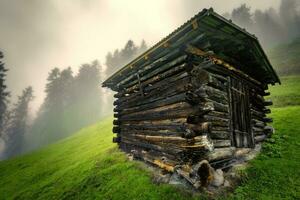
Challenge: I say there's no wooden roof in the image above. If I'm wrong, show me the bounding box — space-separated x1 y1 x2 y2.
103 8 280 90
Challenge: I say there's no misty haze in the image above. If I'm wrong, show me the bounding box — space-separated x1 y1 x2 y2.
0 1 299 199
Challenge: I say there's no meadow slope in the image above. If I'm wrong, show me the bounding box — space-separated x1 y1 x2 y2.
0 76 299 200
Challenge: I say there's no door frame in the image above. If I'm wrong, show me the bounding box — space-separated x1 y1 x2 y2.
227 76 254 148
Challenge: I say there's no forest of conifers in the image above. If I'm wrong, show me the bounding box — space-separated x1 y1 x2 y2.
0 40 147 159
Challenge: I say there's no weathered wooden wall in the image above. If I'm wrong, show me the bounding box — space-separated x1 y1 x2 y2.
112 48 273 182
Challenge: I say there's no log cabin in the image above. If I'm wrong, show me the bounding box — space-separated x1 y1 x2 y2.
102 8 280 188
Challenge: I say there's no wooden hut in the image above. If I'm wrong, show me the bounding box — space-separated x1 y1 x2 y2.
102 8 280 188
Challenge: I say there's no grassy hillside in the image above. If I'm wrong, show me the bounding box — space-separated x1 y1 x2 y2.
0 76 299 199
267 76 300 107
0 119 196 200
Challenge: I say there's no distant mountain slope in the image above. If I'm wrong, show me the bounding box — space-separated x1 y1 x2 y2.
267 38 300 75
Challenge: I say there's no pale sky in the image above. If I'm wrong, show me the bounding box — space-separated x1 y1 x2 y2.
0 0 281 113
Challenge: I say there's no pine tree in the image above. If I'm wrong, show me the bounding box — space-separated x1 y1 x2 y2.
105 39 147 76
231 4 253 30
121 40 138 63
59 67 74 107
0 51 10 135
44 68 62 111
138 39 148 55
4 87 33 158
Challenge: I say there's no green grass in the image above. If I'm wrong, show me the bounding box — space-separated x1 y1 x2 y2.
0 76 299 199
268 76 300 107
229 106 300 199
0 119 197 200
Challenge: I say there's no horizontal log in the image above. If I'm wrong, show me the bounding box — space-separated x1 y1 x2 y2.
255 135 267 143
202 114 229 124
120 130 183 137
118 67 188 99
138 55 187 84
211 126 230 132
131 150 178 168
113 120 120 126
212 139 231 147
121 55 187 90
132 134 190 144
123 133 213 152
251 119 265 128
264 126 274 135
263 117 273 123
121 136 183 155
121 143 180 163
118 102 213 121
116 49 183 88
250 97 266 109
186 88 228 105
120 118 186 126
208 147 235 161
250 108 266 119
115 77 190 110
203 85 228 104
208 111 229 118
121 135 209 152
189 115 229 127
206 99 228 113
210 72 228 82
113 136 121 143
180 135 213 151
118 93 187 115
120 120 186 135
250 93 265 103
211 121 229 127
263 108 271 114
209 131 230 139
120 126 185 136
252 127 264 136
234 148 252 157
143 72 189 93
120 123 184 131
116 70 188 98
112 126 120 133
123 100 190 115
252 126 264 133
119 102 191 120
263 99 273 106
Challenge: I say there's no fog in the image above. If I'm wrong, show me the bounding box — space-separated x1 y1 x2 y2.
0 0 284 114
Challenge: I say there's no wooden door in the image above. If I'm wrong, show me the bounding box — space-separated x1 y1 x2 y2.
230 77 253 148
